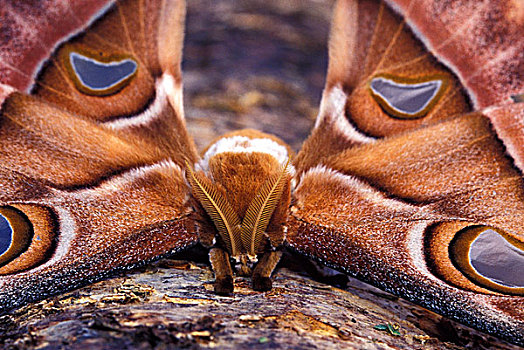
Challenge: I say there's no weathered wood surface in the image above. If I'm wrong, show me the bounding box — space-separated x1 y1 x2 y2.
0 253 521 349
0 0 521 349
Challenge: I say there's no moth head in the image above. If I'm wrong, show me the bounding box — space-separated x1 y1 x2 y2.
233 254 258 277
185 131 293 268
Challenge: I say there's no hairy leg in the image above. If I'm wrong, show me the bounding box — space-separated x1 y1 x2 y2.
252 250 283 291
209 247 234 295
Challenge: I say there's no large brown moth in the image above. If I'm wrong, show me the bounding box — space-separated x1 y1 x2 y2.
0 0 523 346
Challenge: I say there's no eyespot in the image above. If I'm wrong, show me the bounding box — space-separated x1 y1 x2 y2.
0 205 56 275
0 207 32 266
450 226 524 295
63 47 138 96
369 74 448 119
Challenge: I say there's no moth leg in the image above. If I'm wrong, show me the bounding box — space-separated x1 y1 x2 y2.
209 247 234 295
252 250 283 291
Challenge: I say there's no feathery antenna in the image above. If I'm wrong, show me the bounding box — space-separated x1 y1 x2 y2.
240 159 290 255
185 161 242 255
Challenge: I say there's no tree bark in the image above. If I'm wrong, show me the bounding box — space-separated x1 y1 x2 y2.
0 1 520 349
0 253 521 349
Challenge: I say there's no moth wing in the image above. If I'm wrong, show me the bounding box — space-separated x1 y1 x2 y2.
295 0 523 174
288 104 524 345
386 0 524 108
290 0 524 345
0 0 199 312
0 0 112 91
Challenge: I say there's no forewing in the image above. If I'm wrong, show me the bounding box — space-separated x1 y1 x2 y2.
295 0 523 174
290 0 524 345
0 0 113 92
0 0 199 312
386 0 524 108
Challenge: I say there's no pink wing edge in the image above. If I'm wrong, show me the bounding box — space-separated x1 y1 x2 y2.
385 0 524 109
0 0 115 105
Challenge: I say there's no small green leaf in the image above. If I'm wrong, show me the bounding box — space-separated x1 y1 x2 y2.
373 324 388 331
387 323 401 336
258 336 269 343
374 323 400 336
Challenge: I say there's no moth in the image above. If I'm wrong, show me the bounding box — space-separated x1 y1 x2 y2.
0 0 523 346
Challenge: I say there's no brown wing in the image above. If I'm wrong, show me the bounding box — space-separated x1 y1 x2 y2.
289 0 524 346
385 0 524 108
0 0 112 92
294 0 523 174
0 0 199 312
289 104 524 346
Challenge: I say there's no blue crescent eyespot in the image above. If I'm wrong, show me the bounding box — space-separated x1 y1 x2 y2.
450 226 524 295
0 207 32 267
66 50 138 96
469 229 524 288
369 74 447 119
0 214 13 257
